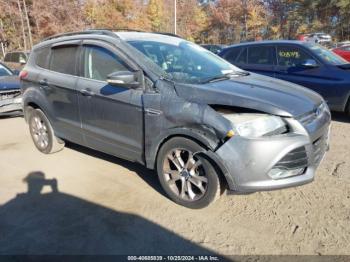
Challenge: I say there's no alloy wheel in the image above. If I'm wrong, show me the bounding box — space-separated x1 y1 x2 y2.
31 115 49 150
162 149 208 201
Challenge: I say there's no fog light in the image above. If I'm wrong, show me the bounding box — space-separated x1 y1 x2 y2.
268 168 305 180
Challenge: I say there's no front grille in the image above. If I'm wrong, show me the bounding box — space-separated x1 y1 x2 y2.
0 90 21 100
274 147 308 170
313 135 328 166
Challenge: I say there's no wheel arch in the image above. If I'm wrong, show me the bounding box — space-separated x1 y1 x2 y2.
22 87 52 123
149 128 232 191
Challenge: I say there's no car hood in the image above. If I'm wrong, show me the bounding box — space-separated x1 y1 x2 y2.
175 73 323 117
0 75 20 91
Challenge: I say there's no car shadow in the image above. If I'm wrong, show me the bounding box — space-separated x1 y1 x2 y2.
65 142 167 198
331 112 350 123
0 171 218 256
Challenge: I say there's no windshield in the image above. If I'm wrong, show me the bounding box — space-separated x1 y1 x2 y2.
308 44 348 65
127 40 241 84
0 64 13 77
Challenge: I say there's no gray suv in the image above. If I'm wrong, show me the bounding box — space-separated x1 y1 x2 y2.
21 30 331 208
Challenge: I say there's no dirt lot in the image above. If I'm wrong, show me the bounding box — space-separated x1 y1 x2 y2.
0 115 349 256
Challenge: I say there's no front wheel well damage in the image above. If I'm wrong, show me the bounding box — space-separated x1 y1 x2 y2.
154 134 230 192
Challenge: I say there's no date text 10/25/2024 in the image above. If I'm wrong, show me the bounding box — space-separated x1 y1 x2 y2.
127 256 221 261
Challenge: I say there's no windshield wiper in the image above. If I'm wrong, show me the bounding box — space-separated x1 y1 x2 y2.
200 71 250 84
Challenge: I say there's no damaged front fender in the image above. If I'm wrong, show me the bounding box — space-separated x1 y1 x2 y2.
143 79 233 169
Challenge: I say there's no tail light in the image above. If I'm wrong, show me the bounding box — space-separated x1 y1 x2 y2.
19 70 28 80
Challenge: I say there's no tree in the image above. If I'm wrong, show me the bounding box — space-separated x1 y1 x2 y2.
84 0 148 30
176 0 208 42
246 0 268 40
146 0 164 31
31 0 86 39
205 0 243 44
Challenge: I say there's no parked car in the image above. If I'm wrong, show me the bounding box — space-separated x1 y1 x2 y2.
21 30 330 208
333 41 350 48
306 33 332 46
219 40 350 114
201 44 227 54
0 62 22 116
332 45 350 62
3 51 30 71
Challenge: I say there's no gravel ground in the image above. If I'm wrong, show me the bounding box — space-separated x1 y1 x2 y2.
0 115 349 256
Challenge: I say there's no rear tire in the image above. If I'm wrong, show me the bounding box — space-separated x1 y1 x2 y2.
156 137 221 209
346 99 350 116
28 108 64 154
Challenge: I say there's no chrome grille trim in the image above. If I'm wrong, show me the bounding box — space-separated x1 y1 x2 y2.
0 90 21 100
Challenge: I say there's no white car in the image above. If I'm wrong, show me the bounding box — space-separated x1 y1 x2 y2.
306 33 332 46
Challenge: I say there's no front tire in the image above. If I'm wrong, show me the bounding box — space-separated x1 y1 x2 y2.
28 108 64 154
156 137 221 209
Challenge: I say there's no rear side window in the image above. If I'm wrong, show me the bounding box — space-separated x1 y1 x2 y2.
223 47 242 63
50 46 78 75
36 47 50 69
83 45 129 81
12 53 20 63
236 48 247 64
4 53 12 62
248 46 275 65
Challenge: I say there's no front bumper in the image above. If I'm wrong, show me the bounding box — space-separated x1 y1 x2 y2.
214 108 331 192
0 96 23 115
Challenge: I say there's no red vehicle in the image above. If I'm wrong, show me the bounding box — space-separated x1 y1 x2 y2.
332 45 350 62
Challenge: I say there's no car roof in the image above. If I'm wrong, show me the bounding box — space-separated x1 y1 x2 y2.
115 32 184 45
34 30 185 50
224 40 310 49
5 51 30 54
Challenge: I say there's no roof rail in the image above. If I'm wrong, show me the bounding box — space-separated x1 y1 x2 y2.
43 29 119 41
88 28 146 33
88 28 182 38
43 28 182 42
153 32 182 38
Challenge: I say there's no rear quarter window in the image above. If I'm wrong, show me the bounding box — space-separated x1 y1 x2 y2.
35 47 50 69
49 46 78 75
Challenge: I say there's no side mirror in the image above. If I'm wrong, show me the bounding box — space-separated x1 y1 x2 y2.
301 59 318 68
107 71 140 89
13 69 20 75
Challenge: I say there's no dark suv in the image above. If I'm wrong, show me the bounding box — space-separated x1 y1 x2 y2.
219 41 350 114
21 30 331 208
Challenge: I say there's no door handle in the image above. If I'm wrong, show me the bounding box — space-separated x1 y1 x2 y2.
80 89 95 96
39 79 49 86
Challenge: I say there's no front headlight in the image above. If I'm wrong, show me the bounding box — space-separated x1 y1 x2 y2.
222 113 287 138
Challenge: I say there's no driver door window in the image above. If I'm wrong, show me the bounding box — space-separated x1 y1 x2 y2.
83 45 129 81
277 46 316 68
